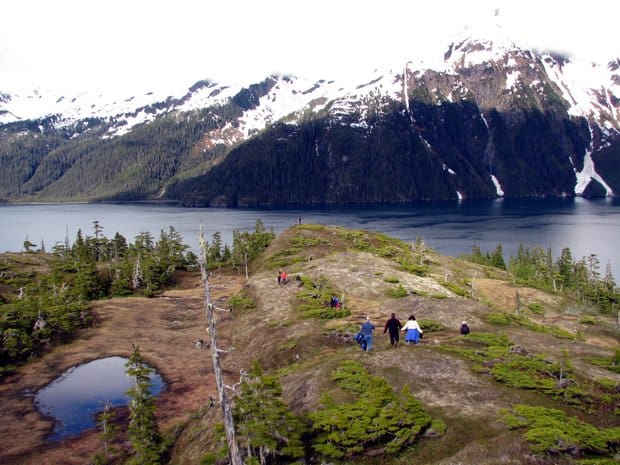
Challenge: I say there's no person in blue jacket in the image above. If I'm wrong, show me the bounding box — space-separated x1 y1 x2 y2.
360 316 376 351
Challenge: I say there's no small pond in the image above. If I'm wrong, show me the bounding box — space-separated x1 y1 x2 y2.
34 356 165 441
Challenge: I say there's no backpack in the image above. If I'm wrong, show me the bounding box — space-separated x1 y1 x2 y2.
355 332 367 350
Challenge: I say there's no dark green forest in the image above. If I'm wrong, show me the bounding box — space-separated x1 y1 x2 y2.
0 220 275 374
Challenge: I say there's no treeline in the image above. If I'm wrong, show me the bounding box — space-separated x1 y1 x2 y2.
0 219 275 372
465 243 619 313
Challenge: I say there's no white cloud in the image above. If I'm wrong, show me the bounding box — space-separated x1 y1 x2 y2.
1 0 618 94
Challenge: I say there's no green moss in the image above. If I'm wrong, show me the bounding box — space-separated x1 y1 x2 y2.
431 293 447 299
383 276 400 283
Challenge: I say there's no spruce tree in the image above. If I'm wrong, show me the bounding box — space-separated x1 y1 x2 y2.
491 244 506 270
125 345 161 465
92 402 119 465
234 363 305 464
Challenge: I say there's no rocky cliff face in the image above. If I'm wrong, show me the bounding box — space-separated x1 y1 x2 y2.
172 38 614 206
0 37 618 205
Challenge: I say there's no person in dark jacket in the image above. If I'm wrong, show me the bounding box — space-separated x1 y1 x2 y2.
460 321 470 335
383 313 402 348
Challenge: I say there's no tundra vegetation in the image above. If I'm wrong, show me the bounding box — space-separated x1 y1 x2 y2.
0 223 618 465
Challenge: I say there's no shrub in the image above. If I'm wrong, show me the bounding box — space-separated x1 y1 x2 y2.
500 404 618 456
579 315 597 325
229 291 255 311
418 319 444 332
296 275 350 320
527 302 545 315
441 281 470 297
486 312 512 325
387 284 408 298
310 361 434 458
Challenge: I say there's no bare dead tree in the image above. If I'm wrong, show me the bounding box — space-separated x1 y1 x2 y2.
199 226 244 465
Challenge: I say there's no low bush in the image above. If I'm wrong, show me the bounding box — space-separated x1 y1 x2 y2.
310 361 437 458
500 404 620 457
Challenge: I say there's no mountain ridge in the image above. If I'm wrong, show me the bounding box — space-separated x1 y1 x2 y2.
1 35 618 204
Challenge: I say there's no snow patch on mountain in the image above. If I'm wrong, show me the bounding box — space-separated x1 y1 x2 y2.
491 175 505 197
574 150 614 196
542 56 620 131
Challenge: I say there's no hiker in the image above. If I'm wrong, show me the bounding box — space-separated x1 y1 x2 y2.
360 316 376 351
460 321 470 335
277 270 282 285
281 270 288 284
401 315 423 344
383 313 402 348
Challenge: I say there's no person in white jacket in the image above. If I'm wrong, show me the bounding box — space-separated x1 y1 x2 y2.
401 315 423 344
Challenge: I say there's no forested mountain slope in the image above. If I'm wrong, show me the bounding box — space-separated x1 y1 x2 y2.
1 37 619 205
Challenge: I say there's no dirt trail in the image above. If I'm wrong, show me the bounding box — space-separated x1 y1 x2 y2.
0 272 244 465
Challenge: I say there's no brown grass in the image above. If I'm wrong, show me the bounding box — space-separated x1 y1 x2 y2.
0 271 244 465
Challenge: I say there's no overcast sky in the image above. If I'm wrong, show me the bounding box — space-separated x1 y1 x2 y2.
1 0 618 94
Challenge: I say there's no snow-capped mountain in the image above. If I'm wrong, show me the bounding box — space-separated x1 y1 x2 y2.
1 34 618 205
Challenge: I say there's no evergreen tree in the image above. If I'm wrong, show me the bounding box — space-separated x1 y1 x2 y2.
491 244 506 270
92 402 119 465
125 345 161 465
92 220 104 261
208 232 223 264
234 363 305 465
556 247 574 288
23 237 36 252
111 232 128 259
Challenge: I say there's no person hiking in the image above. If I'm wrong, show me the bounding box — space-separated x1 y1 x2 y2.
280 270 288 284
360 317 376 351
383 313 402 348
460 320 470 335
401 315 423 344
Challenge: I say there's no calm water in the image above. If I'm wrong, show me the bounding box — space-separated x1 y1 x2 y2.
35 356 165 441
0 198 619 276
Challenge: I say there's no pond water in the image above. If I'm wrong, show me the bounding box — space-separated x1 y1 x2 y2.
34 356 165 441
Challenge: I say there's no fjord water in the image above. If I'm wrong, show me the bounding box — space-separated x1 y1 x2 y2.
1 198 619 276
35 356 164 441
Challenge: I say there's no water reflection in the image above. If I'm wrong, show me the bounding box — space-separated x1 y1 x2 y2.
35 356 164 441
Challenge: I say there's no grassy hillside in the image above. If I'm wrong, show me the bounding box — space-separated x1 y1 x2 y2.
170 225 619 465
